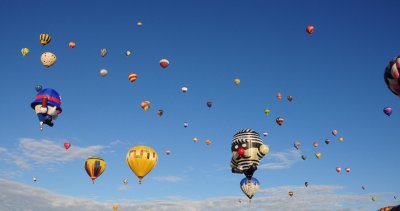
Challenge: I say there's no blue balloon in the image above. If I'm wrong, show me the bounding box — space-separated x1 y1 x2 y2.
240 177 260 199
35 85 43 92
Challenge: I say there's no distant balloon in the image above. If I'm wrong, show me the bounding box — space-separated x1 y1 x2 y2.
263 132 268 137
128 73 137 83
137 21 143 27
193 137 198 142
234 78 240 85
166 150 171 155
205 139 212 145
345 167 350 173
325 139 331 144
313 142 319 147
84 156 106 184
21 48 30 56
301 155 307 160
332 130 338 136
306 25 314 34
361 185 366 190
339 137 344 142
384 56 400 96
240 177 260 200
39 33 51 46
287 96 293 102
276 117 284 126
101 48 107 57
113 203 119 211
315 152 321 159
183 122 188 128
181 86 188 93
140 101 150 111
157 109 164 117
207 101 212 108
126 50 131 56
35 85 43 92
304 182 309 187
384 107 392 116
123 178 128 185
277 92 283 100
336 167 341 173
64 142 71 150
160 59 169 68
289 191 294 197
264 108 270 116
32 177 37 182
69 42 76 48
100 69 108 77
372 196 376 202
41 52 57 68
294 141 301 150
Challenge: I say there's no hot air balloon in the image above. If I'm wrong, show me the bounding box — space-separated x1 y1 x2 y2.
289 191 294 197
160 59 169 68
287 96 293 102
32 177 37 182
230 129 269 179
306 25 314 34
141 101 150 111
305 182 309 187
395 196 398 200
372 196 376 202
41 52 57 68
84 156 106 184
345 167 350 173
263 132 268 137
128 73 137 83
384 107 392 116
69 42 76 48
31 88 62 131
277 92 283 100
183 122 188 128
64 142 71 150
301 155 307 160
332 130 338 136
384 56 400 96
113 203 119 211
276 117 284 126
137 21 143 27
181 86 188 93
21 48 29 56
264 108 270 116
123 178 128 185
336 167 341 173
166 150 171 155
205 139 212 145
315 152 321 159
313 142 319 147
240 177 260 200
193 137 198 142
39 33 51 46
339 137 344 142
234 78 240 85
100 69 108 77
35 85 43 92
362 185 366 190
101 48 107 57
126 50 131 56
157 109 164 117
126 146 158 184
325 139 331 144
294 141 301 150
207 101 212 108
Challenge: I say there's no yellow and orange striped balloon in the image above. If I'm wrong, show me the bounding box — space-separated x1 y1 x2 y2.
84 156 106 184
128 73 137 83
126 146 158 184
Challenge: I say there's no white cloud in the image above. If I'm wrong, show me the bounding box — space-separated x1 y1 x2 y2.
151 176 184 183
0 179 395 211
0 147 6 153
259 149 301 170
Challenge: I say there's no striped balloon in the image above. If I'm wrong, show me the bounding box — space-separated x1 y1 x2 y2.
384 56 400 96
84 156 106 184
128 73 137 83
39 33 51 46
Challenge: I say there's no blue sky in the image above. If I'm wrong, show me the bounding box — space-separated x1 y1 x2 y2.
0 0 399 210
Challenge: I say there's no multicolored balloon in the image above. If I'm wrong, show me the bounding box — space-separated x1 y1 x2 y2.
84 156 106 184
276 117 284 126
160 58 169 68
240 177 260 200
384 56 400 96
31 88 62 131
384 107 392 116
140 101 150 111
128 73 137 83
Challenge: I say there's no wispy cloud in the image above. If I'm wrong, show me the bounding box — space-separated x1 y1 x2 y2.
0 179 395 211
151 176 184 183
259 149 301 170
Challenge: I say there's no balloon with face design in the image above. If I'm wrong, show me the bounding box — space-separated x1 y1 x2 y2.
31 88 62 131
230 129 269 179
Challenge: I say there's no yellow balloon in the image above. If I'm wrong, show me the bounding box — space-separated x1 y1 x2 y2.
113 203 119 211
21 48 29 56
339 137 344 142
126 146 158 184
234 78 240 85
84 156 106 184
315 152 321 159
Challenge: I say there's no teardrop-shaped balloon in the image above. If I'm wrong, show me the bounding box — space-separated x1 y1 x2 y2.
315 152 321 159
126 146 158 184
35 85 43 92
384 107 392 116
301 155 307 160
240 177 260 200
64 142 71 150
304 182 309 187
84 156 106 184
294 141 301 150
336 167 341 173
276 117 284 126
157 109 164 117
325 139 331 144
21 48 30 56
289 191 294 197
160 59 169 68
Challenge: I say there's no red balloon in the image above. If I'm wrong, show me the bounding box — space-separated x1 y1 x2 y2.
306 25 314 34
64 142 71 150
237 148 245 156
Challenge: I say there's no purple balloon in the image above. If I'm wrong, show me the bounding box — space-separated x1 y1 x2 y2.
384 107 392 116
184 122 188 128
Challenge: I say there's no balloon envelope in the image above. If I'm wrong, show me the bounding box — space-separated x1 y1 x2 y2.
21 48 30 56
160 59 169 68
41 52 57 68
240 177 260 199
294 141 301 150
84 156 106 184
35 85 43 92
64 142 71 150
384 107 392 116
126 146 158 184
306 25 314 34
